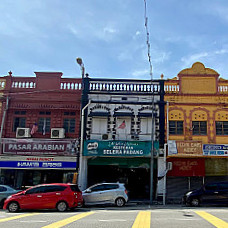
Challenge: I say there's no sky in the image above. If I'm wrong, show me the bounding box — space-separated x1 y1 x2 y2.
1 0 228 80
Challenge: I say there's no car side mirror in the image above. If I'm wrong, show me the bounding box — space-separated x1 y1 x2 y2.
85 189 91 193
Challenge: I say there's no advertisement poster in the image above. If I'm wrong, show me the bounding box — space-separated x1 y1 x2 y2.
203 144 228 156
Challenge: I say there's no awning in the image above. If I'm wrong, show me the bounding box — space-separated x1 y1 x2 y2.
87 157 157 169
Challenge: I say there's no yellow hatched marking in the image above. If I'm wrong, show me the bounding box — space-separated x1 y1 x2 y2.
0 213 40 223
195 211 228 228
41 211 95 228
132 211 151 228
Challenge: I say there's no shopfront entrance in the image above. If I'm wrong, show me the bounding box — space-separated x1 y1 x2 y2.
87 157 157 200
0 169 77 190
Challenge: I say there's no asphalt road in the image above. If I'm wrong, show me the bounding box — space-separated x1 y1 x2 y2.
0 205 228 228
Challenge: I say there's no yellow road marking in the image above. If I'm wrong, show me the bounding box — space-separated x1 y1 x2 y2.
132 211 151 228
41 211 95 228
0 213 40 223
195 211 228 228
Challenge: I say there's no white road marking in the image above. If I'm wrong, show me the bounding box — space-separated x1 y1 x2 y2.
20 220 47 223
99 219 127 222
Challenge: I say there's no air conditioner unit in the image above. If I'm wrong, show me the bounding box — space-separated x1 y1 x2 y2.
101 133 111 140
16 128 31 138
51 128 65 139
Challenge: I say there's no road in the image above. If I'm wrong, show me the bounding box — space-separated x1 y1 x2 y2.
0 205 228 228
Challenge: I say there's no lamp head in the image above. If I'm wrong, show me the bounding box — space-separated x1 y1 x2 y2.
76 57 83 66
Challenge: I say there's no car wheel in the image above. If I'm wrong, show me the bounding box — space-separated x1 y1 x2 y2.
190 198 200 207
56 201 68 212
7 202 19 213
115 197 125 207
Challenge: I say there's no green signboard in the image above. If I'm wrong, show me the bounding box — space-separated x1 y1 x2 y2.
83 140 159 157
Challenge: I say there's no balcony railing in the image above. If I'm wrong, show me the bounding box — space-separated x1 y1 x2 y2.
9 78 82 91
89 81 161 93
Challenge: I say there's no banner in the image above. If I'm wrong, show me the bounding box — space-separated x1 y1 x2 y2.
83 140 159 157
203 144 228 156
0 155 77 169
167 158 205 176
1 138 77 156
168 140 202 156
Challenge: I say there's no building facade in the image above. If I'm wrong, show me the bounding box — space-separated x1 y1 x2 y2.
78 77 165 200
163 62 228 202
0 71 82 189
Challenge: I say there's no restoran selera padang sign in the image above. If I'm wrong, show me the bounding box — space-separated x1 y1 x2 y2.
3 139 76 156
83 140 159 157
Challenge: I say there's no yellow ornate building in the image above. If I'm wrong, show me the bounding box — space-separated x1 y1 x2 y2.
164 62 228 202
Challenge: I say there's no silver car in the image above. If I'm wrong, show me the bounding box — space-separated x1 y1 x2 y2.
82 183 128 207
0 185 20 208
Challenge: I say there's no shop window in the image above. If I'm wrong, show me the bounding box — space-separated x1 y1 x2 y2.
39 111 51 115
63 118 75 133
14 111 26 115
192 121 207 135
91 118 107 134
13 117 26 132
64 112 76 116
38 118 51 134
169 121 183 135
141 118 152 135
216 121 228 135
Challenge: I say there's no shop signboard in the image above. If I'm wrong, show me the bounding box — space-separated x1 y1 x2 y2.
1 138 77 156
203 144 228 156
167 158 205 176
0 155 77 170
168 140 203 156
83 140 159 157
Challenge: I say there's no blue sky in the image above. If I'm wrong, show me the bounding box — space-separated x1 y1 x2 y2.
1 0 228 80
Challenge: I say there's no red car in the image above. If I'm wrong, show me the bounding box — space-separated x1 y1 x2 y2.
3 183 83 212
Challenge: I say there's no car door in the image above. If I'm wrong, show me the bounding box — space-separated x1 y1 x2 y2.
83 184 105 204
41 185 67 209
217 183 228 204
21 186 46 209
201 183 220 204
101 184 119 203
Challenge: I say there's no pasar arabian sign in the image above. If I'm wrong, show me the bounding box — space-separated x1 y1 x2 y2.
176 141 202 156
3 140 74 156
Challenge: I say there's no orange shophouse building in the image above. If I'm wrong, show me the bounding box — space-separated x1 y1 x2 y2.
0 71 82 189
163 62 228 202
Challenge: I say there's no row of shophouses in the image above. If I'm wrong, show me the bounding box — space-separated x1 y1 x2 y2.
0 62 228 203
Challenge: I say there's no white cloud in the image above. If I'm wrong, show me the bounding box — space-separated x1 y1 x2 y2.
103 27 117 34
181 52 209 66
132 69 148 77
135 31 140 36
181 49 228 66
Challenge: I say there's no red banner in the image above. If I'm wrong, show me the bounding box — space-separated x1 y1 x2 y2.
167 158 205 176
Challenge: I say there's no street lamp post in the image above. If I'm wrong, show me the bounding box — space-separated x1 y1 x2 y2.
76 57 89 190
